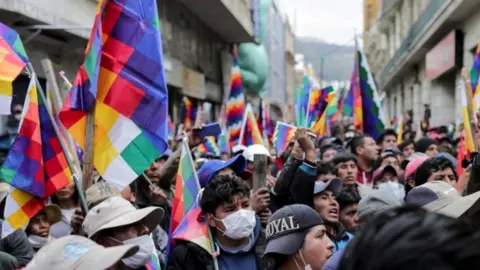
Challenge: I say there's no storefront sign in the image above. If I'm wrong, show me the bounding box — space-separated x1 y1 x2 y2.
425 31 458 80
183 68 206 100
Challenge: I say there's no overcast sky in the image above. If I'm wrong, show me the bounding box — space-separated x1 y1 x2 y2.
275 0 364 45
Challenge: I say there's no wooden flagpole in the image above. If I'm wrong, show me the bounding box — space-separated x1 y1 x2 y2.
40 59 82 176
26 64 88 214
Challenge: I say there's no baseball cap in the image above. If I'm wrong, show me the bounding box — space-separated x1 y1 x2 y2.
434 152 456 169
264 204 323 256
243 144 271 162
82 196 164 238
373 165 397 183
197 155 246 188
405 156 429 179
406 181 480 218
313 178 342 197
85 181 121 208
26 235 138 270
357 188 403 219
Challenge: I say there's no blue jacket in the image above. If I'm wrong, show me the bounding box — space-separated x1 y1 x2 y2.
168 216 266 270
217 216 265 270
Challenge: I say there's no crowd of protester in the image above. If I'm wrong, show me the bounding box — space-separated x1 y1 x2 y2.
2 115 480 270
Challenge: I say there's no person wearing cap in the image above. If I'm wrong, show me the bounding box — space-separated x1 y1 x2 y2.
406 181 480 219
82 196 164 269
398 140 415 161
376 129 397 152
415 137 439 157
378 149 401 175
197 155 247 188
170 174 266 270
350 135 379 185
372 165 405 200
264 204 334 270
26 235 139 270
243 144 272 175
26 205 62 253
312 179 352 253
403 154 428 194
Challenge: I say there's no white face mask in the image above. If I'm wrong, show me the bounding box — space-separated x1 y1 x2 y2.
122 235 155 269
215 209 256 240
294 250 312 270
377 182 405 200
28 235 52 249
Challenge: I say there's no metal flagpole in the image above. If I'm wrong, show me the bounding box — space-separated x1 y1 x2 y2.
25 63 89 214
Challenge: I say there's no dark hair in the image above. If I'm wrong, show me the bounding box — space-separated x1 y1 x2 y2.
350 135 367 156
316 161 337 176
200 174 250 215
376 129 397 144
398 140 414 152
413 157 457 187
331 152 358 166
339 206 480 270
337 187 361 210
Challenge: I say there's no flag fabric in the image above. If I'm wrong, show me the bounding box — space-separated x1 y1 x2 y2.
357 47 386 139
460 81 475 157
197 137 220 157
0 39 26 115
217 130 229 154
258 99 274 145
397 115 404 144
0 23 29 63
456 137 465 176
59 0 169 189
312 92 337 137
181 96 197 130
226 47 245 149
239 104 264 146
170 140 200 236
145 236 162 270
0 74 72 198
471 44 480 112
0 23 28 115
273 122 296 155
2 186 45 237
295 73 311 127
307 86 334 128
172 205 214 255
343 66 356 118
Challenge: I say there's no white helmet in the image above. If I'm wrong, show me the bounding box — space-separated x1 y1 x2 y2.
243 144 270 162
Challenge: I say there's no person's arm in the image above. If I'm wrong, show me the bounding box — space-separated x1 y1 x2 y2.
465 153 480 196
158 147 181 190
290 160 317 208
1 229 34 267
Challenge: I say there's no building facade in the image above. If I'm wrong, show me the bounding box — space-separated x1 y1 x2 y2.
284 19 295 124
0 0 254 133
366 0 480 128
363 0 380 46
264 0 286 121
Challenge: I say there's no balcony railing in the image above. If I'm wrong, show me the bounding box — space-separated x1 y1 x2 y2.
379 0 447 86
